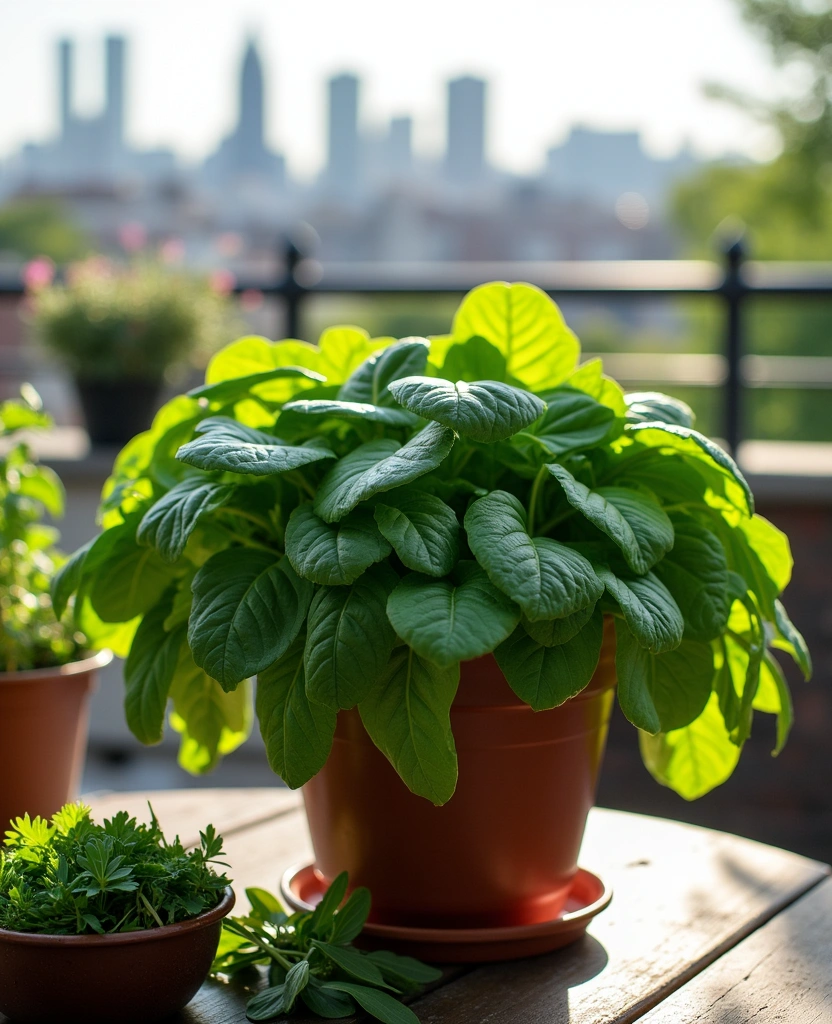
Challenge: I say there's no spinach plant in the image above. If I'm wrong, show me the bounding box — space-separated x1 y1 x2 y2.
55 282 811 801
212 874 441 1024
0 802 229 934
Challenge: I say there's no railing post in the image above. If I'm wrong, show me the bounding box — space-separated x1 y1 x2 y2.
722 235 746 455
281 238 303 340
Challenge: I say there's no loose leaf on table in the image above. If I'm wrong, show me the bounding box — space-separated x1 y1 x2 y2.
311 941 387 986
387 376 546 443
286 503 392 586
281 398 419 427
304 565 397 709
654 519 730 642
313 422 455 523
322 982 421 1024
137 476 237 562
624 391 695 428
374 490 460 576
359 647 459 804
386 562 520 667
597 567 684 654
614 621 714 734
339 338 430 406
124 592 185 744
464 489 603 620
245 985 287 1021
517 387 615 455
176 416 335 477
257 634 337 789
547 464 675 574
495 609 604 710
301 979 356 1018
282 959 310 1012
451 281 580 390
188 366 326 404
189 550 312 688
366 950 443 987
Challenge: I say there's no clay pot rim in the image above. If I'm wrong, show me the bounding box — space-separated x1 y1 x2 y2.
0 649 113 685
0 887 235 947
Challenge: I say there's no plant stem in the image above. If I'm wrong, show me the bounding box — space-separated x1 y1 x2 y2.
139 892 164 928
527 465 548 536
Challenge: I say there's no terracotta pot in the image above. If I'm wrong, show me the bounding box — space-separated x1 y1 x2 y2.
0 887 235 1024
0 650 111 833
303 621 617 930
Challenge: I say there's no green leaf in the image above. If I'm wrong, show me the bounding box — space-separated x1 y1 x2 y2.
124 593 185 745
286 504 392 586
322 982 421 1024
518 388 615 455
316 326 388 384
330 886 372 945
16 464 65 517
626 422 754 516
754 651 793 756
137 476 237 562
339 338 430 406
309 871 349 938
639 692 741 800
374 491 460 577
188 366 326 404
282 959 310 1012
359 647 459 805
87 521 173 623
547 465 675 574
312 941 388 986
521 603 596 647
366 950 443 986
598 568 684 654
281 398 419 427
654 520 730 642
301 979 356 1018
304 565 397 709
615 622 714 733
205 334 322 403
176 416 335 477
314 422 455 523
51 538 94 619
464 490 603 620
451 282 580 390
494 610 604 710
625 391 695 428
388 376 545 443
246 984 285 1021
257 635 337 789
387 563 520 667
562 358 627 418
440 335 508 383
740 514 793 594
772 599 811 680
189 551 312 688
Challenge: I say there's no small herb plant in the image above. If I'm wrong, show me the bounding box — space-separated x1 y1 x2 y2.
213 873 441 1023
0 802 229 934
56 282 811 800
1 387 85 672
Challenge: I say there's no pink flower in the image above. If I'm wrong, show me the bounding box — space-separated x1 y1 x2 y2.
209 269 236 295
160 238 186 264
118 222 147 252
22 257 55 291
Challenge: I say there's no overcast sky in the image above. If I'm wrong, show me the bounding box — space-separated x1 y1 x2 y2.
0 0 785 178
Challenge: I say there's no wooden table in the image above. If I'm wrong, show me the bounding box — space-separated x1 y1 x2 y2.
9 788 830 1024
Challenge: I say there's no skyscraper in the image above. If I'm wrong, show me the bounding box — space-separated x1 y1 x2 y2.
387 117 412 178
326 73 360 196
59 39 73 138
104 36 126 155
445 76 487 185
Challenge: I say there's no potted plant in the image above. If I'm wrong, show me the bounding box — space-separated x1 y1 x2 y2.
58 283 811 941
29 257 234 445
0 388 112 833
0 801 234 1023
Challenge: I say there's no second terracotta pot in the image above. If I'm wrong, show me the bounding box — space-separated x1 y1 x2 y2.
303 623 616 930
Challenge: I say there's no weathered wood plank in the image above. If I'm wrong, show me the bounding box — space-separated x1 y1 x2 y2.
638 876 832 1023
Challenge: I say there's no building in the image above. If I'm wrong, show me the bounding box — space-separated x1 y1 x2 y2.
445 76 488 186
325 73 361 197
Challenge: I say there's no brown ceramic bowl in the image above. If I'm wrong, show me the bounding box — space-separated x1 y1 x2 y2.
0 887 235 1024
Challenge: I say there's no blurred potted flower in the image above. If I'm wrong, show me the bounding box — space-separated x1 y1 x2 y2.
29 257 235 445
0 387 111 830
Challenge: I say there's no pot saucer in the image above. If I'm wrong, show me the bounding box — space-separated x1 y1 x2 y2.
280 863 612 963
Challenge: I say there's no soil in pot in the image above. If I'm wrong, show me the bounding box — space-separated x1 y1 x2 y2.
0 651 111 833
303 621 617 930
75 378 163 446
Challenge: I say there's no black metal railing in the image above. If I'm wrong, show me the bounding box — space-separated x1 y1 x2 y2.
3 238 832 453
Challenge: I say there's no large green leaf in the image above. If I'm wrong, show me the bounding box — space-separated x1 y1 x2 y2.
654 520 730 642
189 550 312 688
339 338 430 406
137 476 237 562
359 648 459 805
176 417 335 477
494 610 604 710
304 566 397 709
281 398 419 427
464 490 602 620
373 491 460 577
615 622 713 733
51 538 95 619
521 602 597 647
386 563 520 667
285 504 391 586
204 335 322 403
256 635 337 789
124 593 185 745
518 387 615 455
188 366 326 404
598 568 684 654
440 335 508 383
316 326 388 384
547 465 675 574
313 422 455 523
387 377 545 443
624 391 695 428
87 521 173 623
639 692 741 800
451 282 580 390
563 358 627 418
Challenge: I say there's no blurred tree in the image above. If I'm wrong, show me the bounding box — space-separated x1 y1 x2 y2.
0 200 89 262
